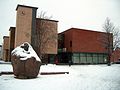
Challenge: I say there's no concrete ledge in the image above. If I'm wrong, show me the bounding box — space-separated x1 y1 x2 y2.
0 72 13 75
0 71 69 76
40 72 69 75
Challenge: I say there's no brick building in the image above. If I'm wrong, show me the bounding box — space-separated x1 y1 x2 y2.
111 48 120 62
3 36 10 62
35 18 58 63
9 27 15 61
3 4 115 64
0 45 2 60
4 4 58 63
15 5 38 47
58 28 112 64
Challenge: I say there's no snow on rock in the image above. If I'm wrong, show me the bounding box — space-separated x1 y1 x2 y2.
11 42 41 61
11 42 41 79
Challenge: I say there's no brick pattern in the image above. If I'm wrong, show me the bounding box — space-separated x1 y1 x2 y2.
60 28 109 53
36 18 58 54
3 36 10 61
15 6 33 47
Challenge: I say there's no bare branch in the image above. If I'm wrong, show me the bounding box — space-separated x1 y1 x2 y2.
100 17 120 65
38 11 52 19
35 12 57 62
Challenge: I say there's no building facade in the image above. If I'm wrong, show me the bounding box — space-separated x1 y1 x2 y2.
58 28 112 64
5 4 115 64
0 45 2 60
3 36 10 62
111 48 120 62
15 5 38 47
35 18 58 63
9 27 15 61
5 4 58 63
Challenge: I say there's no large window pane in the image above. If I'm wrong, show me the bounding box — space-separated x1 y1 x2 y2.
80 57 86 63
72 53 79 63
87 53 92 57
93 56 98 64
86 54 92 63
80 53 86 57
87 56 93 63
72 53 107 64
73 53 79 57
103 55 107 63
98 54 104 63
73 56 79 63
93 53 98 57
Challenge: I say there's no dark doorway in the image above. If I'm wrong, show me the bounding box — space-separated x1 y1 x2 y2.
58 53 71 63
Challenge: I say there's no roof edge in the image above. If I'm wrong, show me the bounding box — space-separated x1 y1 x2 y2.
3 36 9 39
36 18 58 22
59 27 105 34
9 27 16 31
16 4 38 10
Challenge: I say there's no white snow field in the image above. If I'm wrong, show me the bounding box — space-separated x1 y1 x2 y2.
0 63 120 90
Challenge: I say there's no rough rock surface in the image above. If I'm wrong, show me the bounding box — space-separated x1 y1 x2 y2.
11 42 41 79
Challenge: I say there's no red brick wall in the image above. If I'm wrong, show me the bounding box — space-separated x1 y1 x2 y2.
15 5 37 47
62 28 108 53
111 48 120 62
9 27 15 50
3 36 10 61
64 30 73 52
3 36 9 50
35 18 58 55
9 27 15 61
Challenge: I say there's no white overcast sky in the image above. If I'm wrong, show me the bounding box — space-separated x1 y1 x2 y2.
0 0 120 44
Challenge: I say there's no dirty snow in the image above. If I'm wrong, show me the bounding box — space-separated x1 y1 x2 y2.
0 63 120 90
11 42 41 61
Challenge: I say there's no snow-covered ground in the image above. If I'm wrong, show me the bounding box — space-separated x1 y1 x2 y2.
0 62 120 90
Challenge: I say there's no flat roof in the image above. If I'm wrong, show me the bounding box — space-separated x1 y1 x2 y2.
16 4 38 10
3 36 9 39
36 18 58 22
9 27 16 31
59 28 106 34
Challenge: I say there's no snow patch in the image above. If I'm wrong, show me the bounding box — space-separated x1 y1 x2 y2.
1 64 120 90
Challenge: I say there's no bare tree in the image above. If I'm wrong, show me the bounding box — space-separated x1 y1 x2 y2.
101 17 120 66
35 11 57 64
38 11 52 19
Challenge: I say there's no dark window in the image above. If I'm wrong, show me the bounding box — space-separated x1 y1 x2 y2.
70 41 72 47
